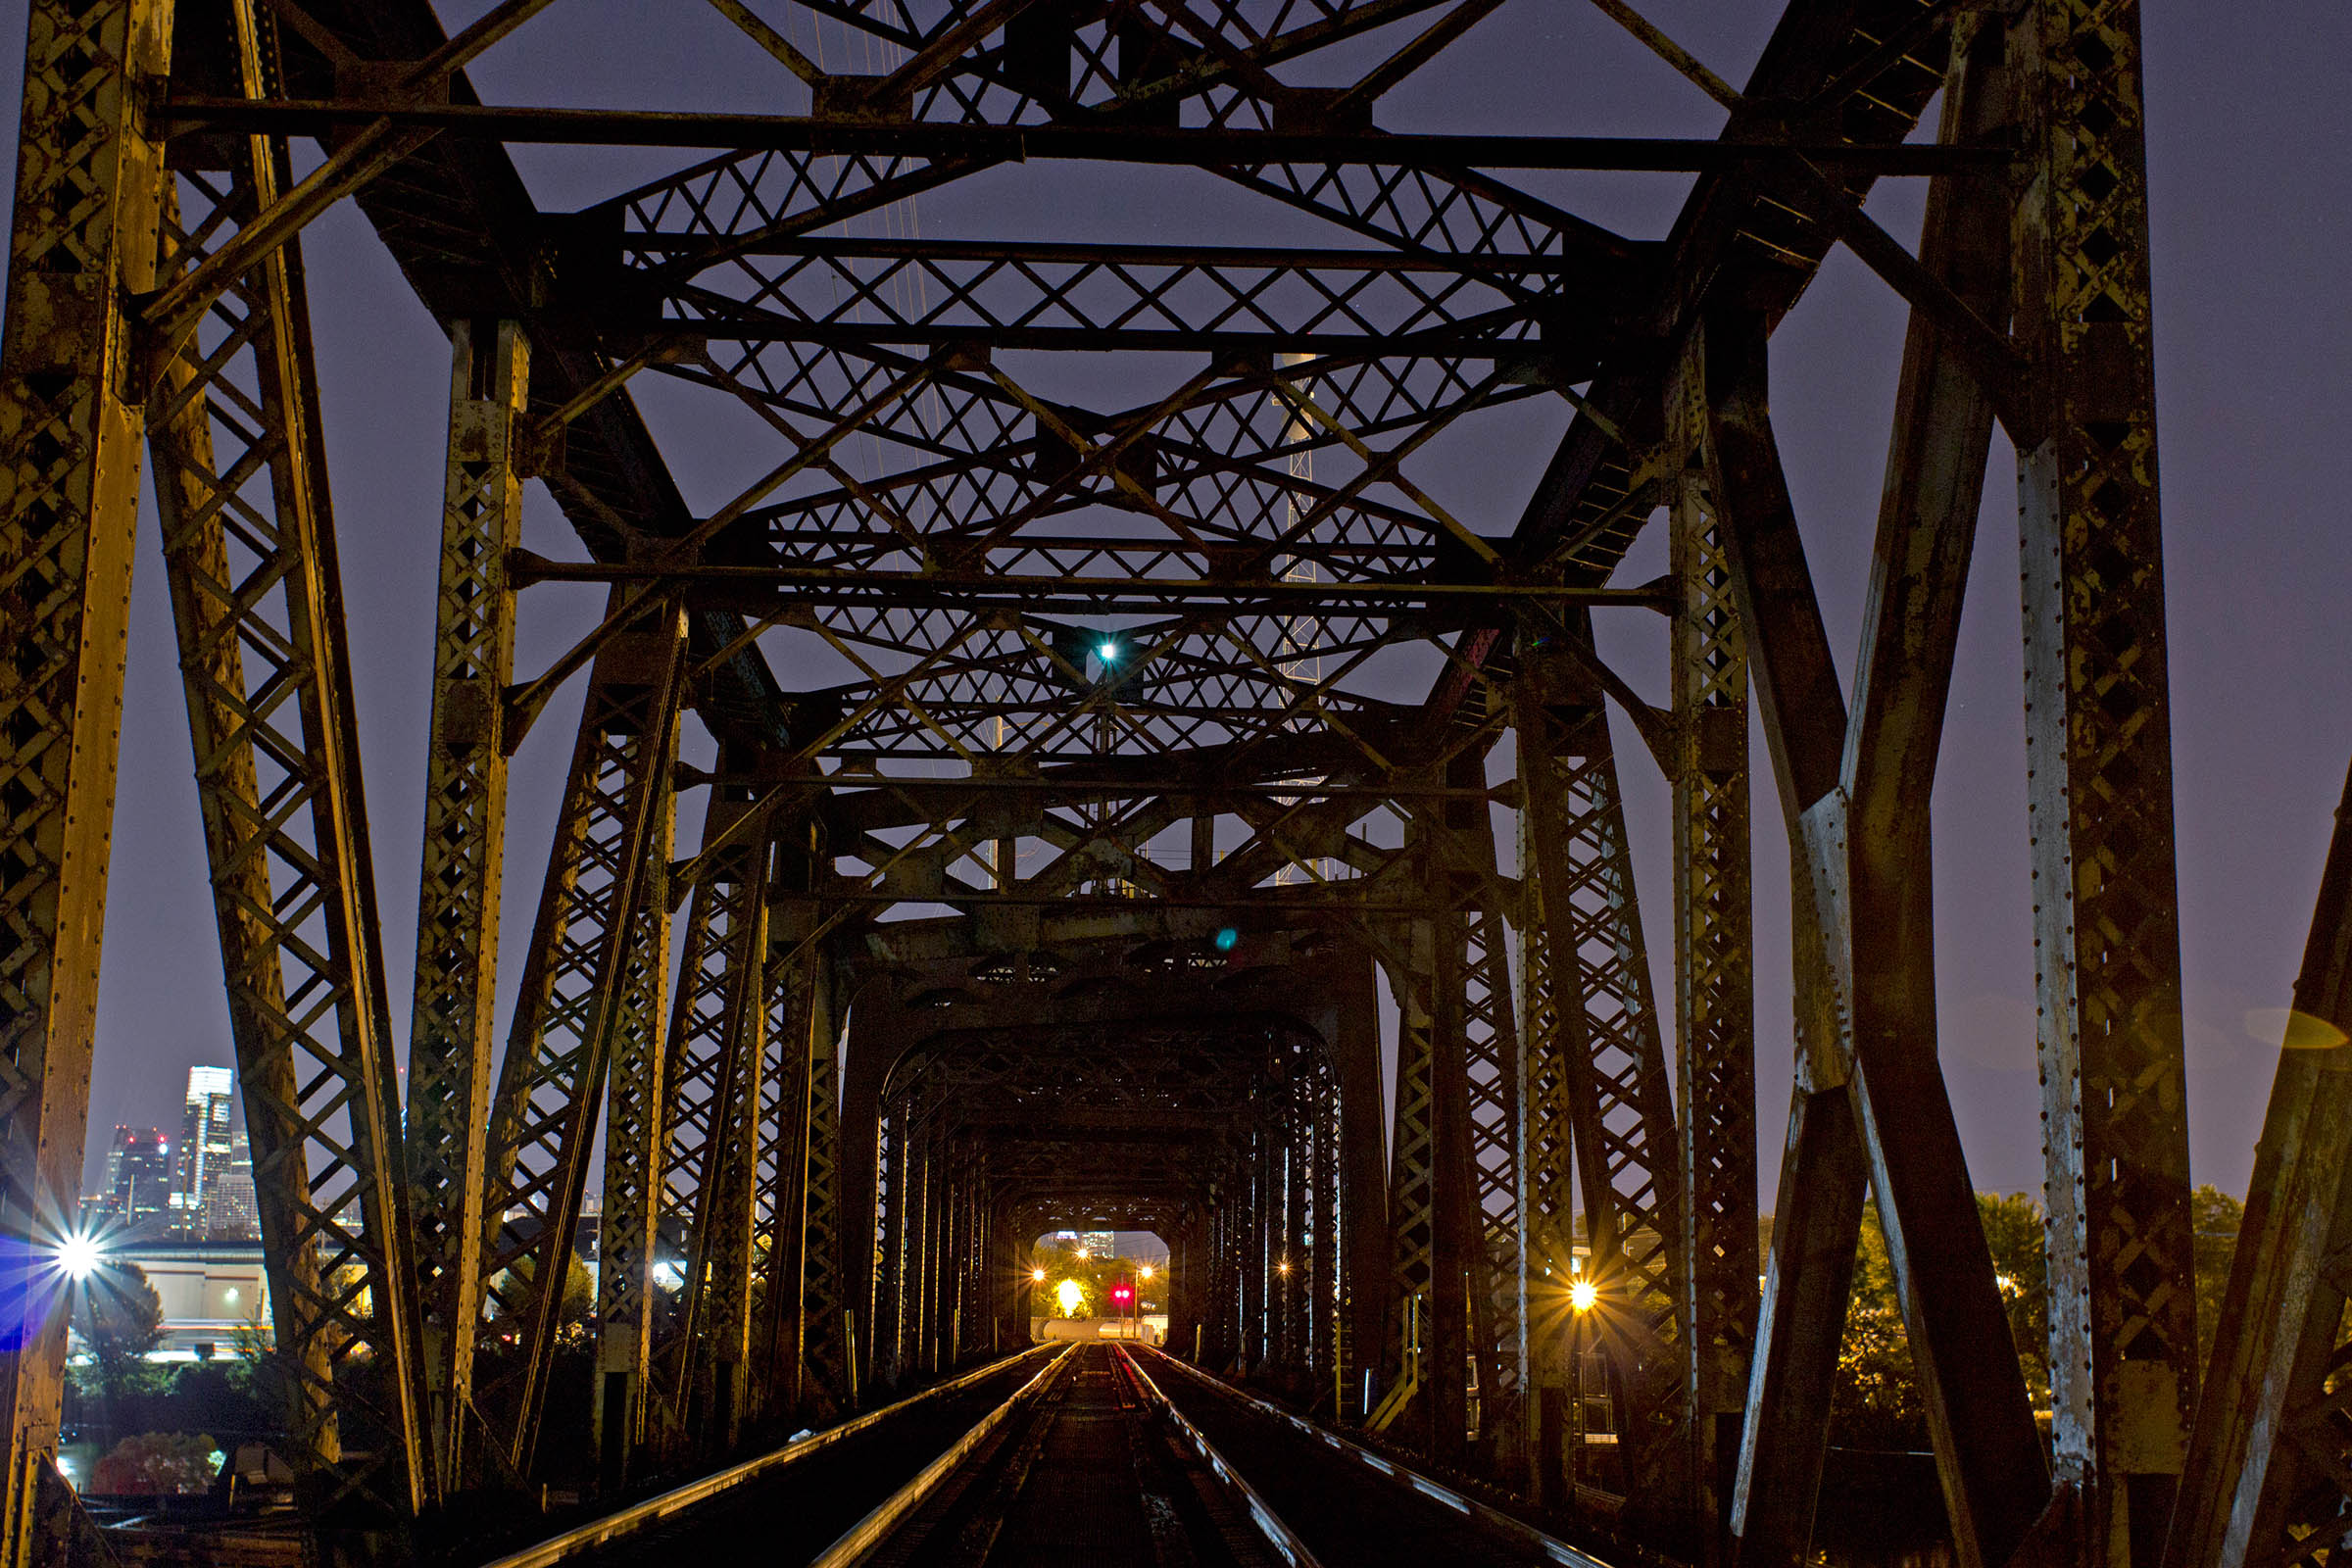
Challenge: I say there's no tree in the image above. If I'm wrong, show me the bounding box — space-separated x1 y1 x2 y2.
561 1253 596 1331
2190 1184 2245 1368
1976 1191 2051 1411
79 1262 165 1414
1827 1191 2054 1449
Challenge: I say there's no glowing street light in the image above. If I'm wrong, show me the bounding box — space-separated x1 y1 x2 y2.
1138 1265 1154 1282
55 1231 104 1283
1031 1267 1047 1284
1056 1278 1087 1317
1569 1278 1598 1313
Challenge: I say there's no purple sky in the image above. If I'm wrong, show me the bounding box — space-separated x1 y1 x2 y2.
3 2 2343 1206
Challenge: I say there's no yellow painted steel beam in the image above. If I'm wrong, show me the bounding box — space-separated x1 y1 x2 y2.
407 318 532 1492
0 4 170 1560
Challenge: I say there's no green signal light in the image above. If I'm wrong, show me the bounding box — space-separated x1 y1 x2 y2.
1098 641 1119 662
1213 927 1239 953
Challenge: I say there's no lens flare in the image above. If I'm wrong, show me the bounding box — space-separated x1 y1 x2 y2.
1569 1279 1598 1313
55 1232 103 1283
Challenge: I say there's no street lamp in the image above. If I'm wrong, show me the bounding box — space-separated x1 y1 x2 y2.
1569 1278 1597 1313
1031 1267 1047 1284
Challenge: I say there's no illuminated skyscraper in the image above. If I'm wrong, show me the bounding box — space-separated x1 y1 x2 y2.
174 1065 236 1233
103 1126 173 1235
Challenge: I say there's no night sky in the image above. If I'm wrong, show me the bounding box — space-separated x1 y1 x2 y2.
2 2 2343 1209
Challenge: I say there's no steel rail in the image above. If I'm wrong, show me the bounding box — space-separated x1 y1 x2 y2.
1139 1346 1616 1568
1115 1346 1331 1568
473 1345 1059 1568
807 1345 1076 1568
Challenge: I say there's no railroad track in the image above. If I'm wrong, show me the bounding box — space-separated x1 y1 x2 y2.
479 1343 1612 1568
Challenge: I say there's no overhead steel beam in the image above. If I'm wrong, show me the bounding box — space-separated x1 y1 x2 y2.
161 100 2013 174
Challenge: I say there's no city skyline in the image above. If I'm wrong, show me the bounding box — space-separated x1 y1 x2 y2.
85 1065 258 1242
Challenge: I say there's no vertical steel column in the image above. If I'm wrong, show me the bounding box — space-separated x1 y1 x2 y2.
1519 793 1576 1500
144 12 431 1523
1279 1115 1307 1373
1379 917 1438 1418
1513 638 1687 1509
2011 5 2197 1561
872 1106 906 1387
407 318 530 1488
1667 346 1758 1541
591 782 683 1492
644 799 771 1457
1450 854 1526 1447
1306 1060 1340 1387
1425 743 1528 1454
2165 760 2352 1568
801 960 847 1408
1727 22 2019 1566
484 600 686 1478
1428 911 1477 1465
652 793 771 1453
917 1125 946 1374
753 881 820 1422
0 3 168 1556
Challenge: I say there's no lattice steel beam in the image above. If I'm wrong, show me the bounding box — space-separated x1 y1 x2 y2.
2010 5 2198 1558
1514 634 1686 1515
406 318 531 1487
480 600 687 1479
647 798 771 1453
145 12 431 1523
1665 348 1757 1542
0 4 170 1557
1728 19 2020 1565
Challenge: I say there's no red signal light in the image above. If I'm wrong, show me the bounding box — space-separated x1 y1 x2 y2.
1112 1284 1134 1303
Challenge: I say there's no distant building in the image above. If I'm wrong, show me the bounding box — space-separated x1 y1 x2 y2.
100 1126 173 1237
76 1241 270 1361
1081 1231 1116 1260
201 1129 258 1240
173 1066 236 1237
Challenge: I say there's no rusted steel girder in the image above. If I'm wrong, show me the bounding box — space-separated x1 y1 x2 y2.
2165 759 2352 1568
407 318 531 1488
0 5 171 1558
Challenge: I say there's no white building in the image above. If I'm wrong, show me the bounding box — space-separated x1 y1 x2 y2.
92 1242 270 1360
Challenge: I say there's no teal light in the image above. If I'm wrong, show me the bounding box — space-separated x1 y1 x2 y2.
1098 640 1119 662
1213 926 1239 953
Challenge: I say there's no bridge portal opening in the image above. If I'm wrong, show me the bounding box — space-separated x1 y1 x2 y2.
843 939 1386 1407
1025 1228 1170 1343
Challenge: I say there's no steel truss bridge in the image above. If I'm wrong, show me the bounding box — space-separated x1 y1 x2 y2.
0 2 2346 1566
